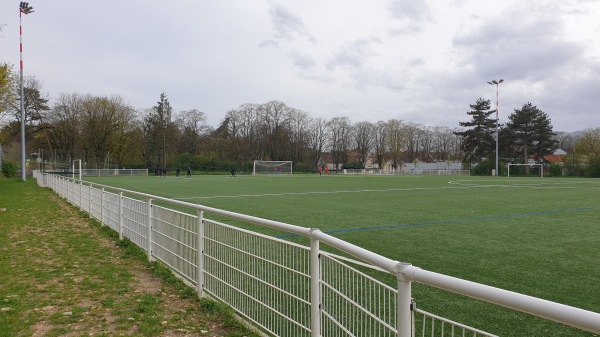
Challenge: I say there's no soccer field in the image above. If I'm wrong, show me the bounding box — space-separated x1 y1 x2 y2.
84 174 600 336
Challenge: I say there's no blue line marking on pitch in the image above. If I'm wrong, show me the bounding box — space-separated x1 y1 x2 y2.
276 206 598 239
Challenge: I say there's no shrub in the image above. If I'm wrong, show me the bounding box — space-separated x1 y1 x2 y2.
471 160 494 176
342 162 363 170
1 161 18 178
588 158 600 178
549 163 562 177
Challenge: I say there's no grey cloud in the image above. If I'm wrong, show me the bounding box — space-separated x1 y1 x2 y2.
268 2 315 42
453 10 584 81
288 50 316 70
388 0 433 34
259 39 279 48
327 37 381 70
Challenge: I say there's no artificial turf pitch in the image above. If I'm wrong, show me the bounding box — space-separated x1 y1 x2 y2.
83 174 600 337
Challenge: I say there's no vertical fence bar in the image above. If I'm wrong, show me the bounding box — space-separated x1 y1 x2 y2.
118 191 124 240
88 183 93 218
78 181 82 210
146 198 153 261
310 229 321 337
397 263 413 337
100 187 105 226
196 210 204 298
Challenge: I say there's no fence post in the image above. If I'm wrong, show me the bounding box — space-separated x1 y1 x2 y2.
118 192 124 240
146 198 153 261
396 263 413 337
100 187 105 226
310 229 321 337
88 184 93 218
196 210 204 298
79 181 83 210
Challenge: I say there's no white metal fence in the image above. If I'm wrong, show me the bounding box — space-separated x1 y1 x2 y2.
37 172 600 337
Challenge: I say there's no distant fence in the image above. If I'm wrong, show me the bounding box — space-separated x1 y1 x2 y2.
34 171 600 337
40 169 148 179
343 169 471 176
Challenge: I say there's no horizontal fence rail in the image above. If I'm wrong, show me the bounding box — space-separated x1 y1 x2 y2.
37 172 600 337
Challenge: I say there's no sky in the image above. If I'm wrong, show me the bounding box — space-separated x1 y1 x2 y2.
1 0 599 132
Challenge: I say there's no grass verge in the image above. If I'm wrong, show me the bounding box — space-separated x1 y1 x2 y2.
0 178 260 337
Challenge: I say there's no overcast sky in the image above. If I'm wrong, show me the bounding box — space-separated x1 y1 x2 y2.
1 0 599 132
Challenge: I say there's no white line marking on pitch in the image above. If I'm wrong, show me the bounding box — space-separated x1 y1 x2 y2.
173 185 491 200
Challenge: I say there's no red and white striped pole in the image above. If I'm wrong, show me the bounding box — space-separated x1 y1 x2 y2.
19 2 34 182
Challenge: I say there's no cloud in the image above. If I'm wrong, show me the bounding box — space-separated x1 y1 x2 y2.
259 40 279 48
288 50 316 70
388 0 433 34
452 5 584 81
326 37 382 70
268 2 315 42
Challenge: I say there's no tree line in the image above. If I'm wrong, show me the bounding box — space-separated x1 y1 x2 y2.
1 62 599 176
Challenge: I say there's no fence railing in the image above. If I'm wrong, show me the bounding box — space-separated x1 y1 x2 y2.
37 172 600 337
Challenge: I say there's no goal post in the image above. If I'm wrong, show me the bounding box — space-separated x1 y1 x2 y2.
507 163 543 178
72 159 82 180
253 160 293 175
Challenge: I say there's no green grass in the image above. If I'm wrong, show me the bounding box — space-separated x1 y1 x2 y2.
83 174 600 337
0 178 261 337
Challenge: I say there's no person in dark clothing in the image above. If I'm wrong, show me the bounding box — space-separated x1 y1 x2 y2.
176 168 180 177
187 167 191 177
231 166 236 177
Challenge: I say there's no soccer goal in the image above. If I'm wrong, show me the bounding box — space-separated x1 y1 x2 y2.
253 160 293 175
507 163 543 177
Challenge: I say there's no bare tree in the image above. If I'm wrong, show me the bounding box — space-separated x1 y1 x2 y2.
354 121 374 168
327 117 353 170
373 121 388 169
80 95 135 168
386 119 408 169
307 117 328 169
44 92 84 160
175 109 210 155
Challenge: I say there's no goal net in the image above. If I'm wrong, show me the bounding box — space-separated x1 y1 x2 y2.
253 161 293 175
507 163 543 177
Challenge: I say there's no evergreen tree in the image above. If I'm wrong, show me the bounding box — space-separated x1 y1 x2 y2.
505 102 557 164
454 98 496 164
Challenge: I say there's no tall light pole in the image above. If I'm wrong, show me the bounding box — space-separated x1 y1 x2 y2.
487 79 504 177
19 2 34 182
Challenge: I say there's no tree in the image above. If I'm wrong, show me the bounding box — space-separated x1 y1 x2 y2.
454 98 495 165
574 128 600 161
574 127 600 177
354 121 374 168
386 119 408 169
307 117 328 170
144 93 174 168
0 63 13 117
373 121 388 169
80 95 135 168
11 76 50 129
505 102 557 164
327 117 352 170
44 93 84 160
555 131 581 153
175 109 210 155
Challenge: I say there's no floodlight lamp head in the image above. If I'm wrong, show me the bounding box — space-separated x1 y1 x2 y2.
491 80 499 84
487 81 493 85
19 2 34 14
499 79 504 83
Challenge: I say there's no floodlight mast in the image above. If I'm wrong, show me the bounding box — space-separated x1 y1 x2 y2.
19 2 34 182
488 79 504 176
